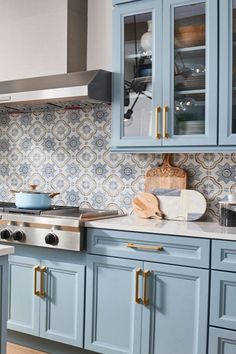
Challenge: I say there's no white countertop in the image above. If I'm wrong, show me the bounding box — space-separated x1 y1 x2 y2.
85 215 236 241
0 244 14 257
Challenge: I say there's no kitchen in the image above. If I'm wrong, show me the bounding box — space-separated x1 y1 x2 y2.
0 0 235 354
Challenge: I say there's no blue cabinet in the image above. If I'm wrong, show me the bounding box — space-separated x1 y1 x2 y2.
86 230 209 354
8 256 40 336
209 328 236 354
219 0 236 145
0 256 11 354
8 255 85 347
141 262 209 354
85 256 143 354
112 0 218 151
210 271 236 331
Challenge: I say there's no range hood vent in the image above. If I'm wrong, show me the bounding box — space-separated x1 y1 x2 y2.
0 70 111 113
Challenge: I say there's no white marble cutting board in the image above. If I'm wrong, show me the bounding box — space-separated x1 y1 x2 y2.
151 188 207 221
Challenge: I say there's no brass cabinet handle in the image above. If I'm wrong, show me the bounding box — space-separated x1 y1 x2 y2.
135 268 142 304
127 243 164 251
40 266 47 298
155 106 161 139
143 270 151 305
163 105 169 139
34 265 40 297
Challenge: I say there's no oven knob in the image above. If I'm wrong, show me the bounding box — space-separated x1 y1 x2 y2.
0 229 12 240
45 233 59 246
12 230 25 242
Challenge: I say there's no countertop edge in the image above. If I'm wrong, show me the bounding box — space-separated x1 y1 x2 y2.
85 216 236 241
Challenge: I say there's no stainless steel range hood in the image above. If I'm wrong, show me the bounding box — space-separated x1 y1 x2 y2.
0 70 111 111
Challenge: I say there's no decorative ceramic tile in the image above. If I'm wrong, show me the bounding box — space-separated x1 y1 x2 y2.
0 103 235 220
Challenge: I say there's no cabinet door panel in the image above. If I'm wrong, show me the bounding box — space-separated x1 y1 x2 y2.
7 255 40 336
85 255 142 354
40 261 85 347
112 0 163 148
210 271 236 330
219 0 236 145
162 0 218 146
209 327 236 354
141 262 209 354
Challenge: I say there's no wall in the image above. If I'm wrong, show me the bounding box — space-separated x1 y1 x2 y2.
0 104 235 221
87 0 112 71
0 0 68 81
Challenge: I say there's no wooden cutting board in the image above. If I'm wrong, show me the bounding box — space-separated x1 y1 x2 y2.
151 188 206 221
144 154 187 192
132 192 164 219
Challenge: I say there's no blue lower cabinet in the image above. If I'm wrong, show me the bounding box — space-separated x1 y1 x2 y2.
141 262 209 354
209 327 236 354
210 271 236 331
7 255 85 348
0 256 10 354
8 255 40 336
85 255 143 354
40 261 85 347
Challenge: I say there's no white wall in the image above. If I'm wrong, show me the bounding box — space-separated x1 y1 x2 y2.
87 0 112 71
0 0 68 81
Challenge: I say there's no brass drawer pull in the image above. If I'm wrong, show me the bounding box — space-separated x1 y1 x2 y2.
155 106 161 139
135 268 142 304
34 265 40 297
127 243 163 251
143 270 151 305
40 266 47 298
163 105 169 139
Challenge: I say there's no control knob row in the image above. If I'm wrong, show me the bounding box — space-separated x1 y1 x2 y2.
0 229 25 242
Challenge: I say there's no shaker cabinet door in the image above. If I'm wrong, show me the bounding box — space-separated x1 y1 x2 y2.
141 262 209 354
209 327 236 354
85 255 143 354
39 260 85 347
162 0 218 146
7 255 40 336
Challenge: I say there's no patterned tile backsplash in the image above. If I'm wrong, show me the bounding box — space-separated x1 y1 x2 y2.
0 103 235 221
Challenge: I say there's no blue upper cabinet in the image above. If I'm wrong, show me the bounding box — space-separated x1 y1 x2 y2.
219 0 236 145
112 0 218 151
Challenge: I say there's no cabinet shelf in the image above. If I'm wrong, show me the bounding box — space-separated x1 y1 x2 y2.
175 89 206 95
175 45 206 53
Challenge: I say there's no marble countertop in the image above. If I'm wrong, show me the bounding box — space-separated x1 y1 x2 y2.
85 215 236 241
0 244 14 257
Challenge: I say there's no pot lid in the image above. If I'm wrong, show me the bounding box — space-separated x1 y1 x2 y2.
12 185 52 195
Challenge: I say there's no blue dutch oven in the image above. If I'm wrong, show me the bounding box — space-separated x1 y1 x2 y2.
11 185 60 209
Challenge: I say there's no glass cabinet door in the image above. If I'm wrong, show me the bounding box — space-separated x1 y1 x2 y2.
112 0 163 148
219 0 236 145
162 0 218 146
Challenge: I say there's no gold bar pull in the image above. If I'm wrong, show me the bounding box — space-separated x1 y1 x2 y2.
135 268 142 304
155 106 161 139
34 265 40 297
127 243 164 251
40 266 47 298
143 270 151 305
163 105 169 139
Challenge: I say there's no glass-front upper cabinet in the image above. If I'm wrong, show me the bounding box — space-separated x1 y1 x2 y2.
112 0 218 150
112 0 163 148
219 0 236 145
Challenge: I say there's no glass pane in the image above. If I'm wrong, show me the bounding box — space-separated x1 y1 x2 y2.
232 0 236 133
175 3 205 49
174 93 205 135
123 13 153 137
174 3 206 136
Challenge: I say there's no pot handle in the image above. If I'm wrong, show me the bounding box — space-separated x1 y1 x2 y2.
49 192 60 199
10 189 17 194
30 184 38 191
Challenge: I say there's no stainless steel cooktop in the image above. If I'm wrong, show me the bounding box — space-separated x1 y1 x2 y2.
0 203 120 251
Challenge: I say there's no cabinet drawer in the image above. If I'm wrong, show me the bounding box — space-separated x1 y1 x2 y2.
210 271 236 331
86 229 210 268
209 327 236 354
212 240 236 271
